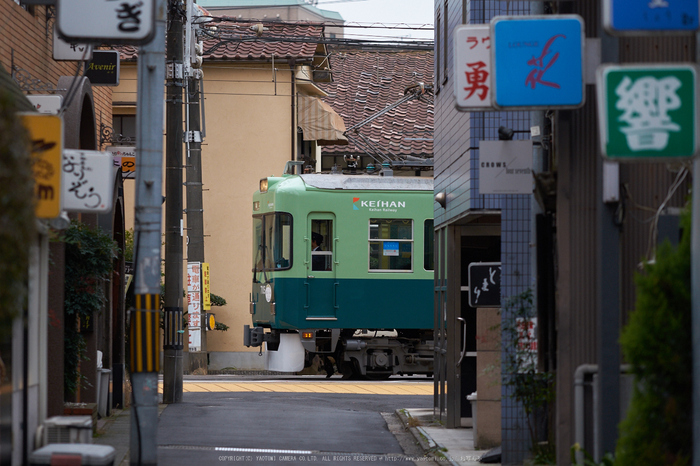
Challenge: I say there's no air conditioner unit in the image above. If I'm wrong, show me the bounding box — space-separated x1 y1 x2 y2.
42 416 93 445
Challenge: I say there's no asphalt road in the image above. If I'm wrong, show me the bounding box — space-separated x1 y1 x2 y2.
155 376 435 465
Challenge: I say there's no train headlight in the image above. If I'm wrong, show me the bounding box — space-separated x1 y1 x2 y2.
260 178 268 193
301 331 314 340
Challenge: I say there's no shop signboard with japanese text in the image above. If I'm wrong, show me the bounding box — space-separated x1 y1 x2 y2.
454 24 492 111
57 0 155 44
604 0 699 35
597 64 699 160
21 114 63 219
468 262 501 308
491 15 585 110
106 146 136 174
62 150 115 212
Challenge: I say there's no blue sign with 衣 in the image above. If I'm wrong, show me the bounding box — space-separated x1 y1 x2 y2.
491 15 584 109
605 0 699 34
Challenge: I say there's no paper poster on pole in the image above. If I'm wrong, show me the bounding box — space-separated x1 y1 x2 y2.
187 262 202 351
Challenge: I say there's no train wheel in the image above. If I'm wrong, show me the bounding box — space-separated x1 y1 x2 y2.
340 359 361 380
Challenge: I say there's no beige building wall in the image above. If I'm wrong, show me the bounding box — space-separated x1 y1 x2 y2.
202 63 294 367
475 307 502 449
113 61 297 370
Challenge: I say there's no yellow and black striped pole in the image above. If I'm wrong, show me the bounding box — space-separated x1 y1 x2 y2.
130 294 161 373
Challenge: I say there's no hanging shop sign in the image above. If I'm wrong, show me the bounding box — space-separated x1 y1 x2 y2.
597 64 699 160
57 0 156 44
604 0 699 35
491 15 585 110
62 150 115 212
453 24 493 111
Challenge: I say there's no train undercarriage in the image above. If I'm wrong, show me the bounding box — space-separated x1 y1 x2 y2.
244 326 434 379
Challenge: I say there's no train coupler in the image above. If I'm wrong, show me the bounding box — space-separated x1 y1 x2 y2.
243 325 280 351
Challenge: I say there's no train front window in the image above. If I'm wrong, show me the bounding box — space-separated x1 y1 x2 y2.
368 218 413 272
252 213 292 278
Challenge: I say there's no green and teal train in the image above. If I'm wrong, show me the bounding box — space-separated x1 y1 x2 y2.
243 164 435 378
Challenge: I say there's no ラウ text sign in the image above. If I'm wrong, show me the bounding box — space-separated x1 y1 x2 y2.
597 64 699 160
453 25 492 111
491 15 585 109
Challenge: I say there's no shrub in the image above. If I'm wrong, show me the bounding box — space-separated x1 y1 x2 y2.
0 91 35 339
615 204 691 466
63 221 117 395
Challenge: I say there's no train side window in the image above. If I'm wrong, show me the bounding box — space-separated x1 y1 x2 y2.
311 219 333 271
368 218 413 272
252 213 292 278
424 219 434 271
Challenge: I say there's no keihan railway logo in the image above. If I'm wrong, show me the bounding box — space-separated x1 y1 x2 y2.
352 197 406 213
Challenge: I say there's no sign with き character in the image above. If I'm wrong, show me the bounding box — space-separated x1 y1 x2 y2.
57 0 156 44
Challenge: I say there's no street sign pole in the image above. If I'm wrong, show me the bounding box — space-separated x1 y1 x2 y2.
130 0 166 462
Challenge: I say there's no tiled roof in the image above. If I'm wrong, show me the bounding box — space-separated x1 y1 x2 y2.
318 49 434 159
197 0 344 21
119 21 324 61
202 21 323 61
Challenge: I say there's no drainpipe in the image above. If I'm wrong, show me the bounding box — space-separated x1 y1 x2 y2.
574 363 632 464
290 60 296 164
574 364 598 465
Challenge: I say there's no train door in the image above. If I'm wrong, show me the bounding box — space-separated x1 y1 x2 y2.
305 214 337 320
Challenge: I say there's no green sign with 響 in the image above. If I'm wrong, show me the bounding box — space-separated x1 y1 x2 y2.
597 64 699 160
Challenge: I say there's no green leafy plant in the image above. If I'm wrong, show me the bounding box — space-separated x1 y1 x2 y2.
571 444 615 466
0 91 35 339
615 204 691 466
63 221 118 395
123 228 134 262
502 288 555 464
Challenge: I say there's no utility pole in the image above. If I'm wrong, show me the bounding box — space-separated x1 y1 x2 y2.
185 75 207 352
184 0 209 362
163 0 185 404
131 0 166 460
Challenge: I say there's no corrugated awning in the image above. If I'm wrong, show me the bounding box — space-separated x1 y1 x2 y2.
298 95 348 146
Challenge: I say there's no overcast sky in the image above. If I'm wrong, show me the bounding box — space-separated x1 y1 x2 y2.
316 0 434 41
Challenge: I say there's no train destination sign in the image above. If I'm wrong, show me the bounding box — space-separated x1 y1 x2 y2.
604 0 699 35
468 262 501 308
491 15 585 110
453 24 492 111
597 64 699 160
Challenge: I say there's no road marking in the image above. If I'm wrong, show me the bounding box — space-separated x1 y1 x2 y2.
159 381 433 395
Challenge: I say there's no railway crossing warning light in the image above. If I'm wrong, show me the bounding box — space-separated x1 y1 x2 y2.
204 313 216 331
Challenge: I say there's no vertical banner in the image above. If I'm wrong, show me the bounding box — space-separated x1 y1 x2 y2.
202 262 211 311
187 262 201 351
